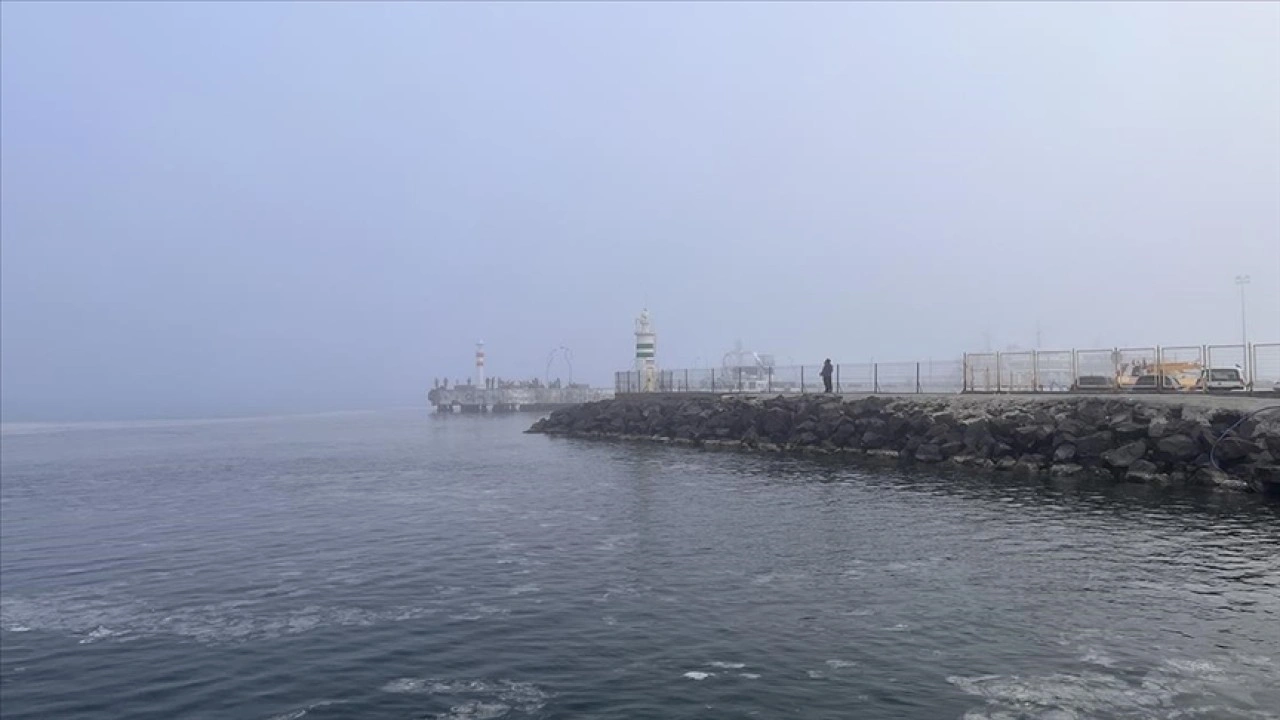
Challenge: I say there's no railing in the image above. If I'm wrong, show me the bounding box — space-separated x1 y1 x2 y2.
615 360 967 395
613 341 1280 395
964 343 1278 393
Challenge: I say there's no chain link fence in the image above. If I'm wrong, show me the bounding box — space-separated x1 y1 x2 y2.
615 340 1279 396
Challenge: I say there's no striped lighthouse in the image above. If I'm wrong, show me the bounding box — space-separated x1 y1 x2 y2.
635 309 657 392
475 341 486 387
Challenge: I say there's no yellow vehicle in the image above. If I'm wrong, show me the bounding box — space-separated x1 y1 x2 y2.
1116 360 1202 390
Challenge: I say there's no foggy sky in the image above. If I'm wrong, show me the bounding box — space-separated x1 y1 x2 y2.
2 2 1278 421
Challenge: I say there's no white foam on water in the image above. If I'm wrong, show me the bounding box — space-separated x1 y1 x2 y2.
707 661 745 669
263 700 348 720
739 673 761 680
508 585 540 595
885 623 910 632
826 659 858 669
947 656 1279 720
79 625 125 644
1 588 442 645
7 625 31 632
1079 648 1116 668
379 678 549 715
683 671 713 680
806 670 826 679
436 701 510 720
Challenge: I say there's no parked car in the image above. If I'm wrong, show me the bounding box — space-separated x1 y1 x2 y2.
1071 375 1114 392
1194 367 1247 392
1129 374 1183 392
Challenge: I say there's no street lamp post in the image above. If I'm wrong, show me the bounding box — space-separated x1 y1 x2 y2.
1235 275 1250 385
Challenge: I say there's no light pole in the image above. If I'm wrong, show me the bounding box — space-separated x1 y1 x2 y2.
1235 275 1250 384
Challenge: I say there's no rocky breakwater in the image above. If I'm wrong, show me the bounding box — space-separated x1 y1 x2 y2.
528 394 1280 493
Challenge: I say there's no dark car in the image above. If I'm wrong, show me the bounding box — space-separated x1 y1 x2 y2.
1072 375 1114 392
1129 374 1182 392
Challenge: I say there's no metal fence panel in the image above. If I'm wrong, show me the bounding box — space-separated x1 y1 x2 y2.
1253 343 1280 389
998 351 1036 392
1115 347 1158 389
1074 349 1117 389
920 360 964 393
965 353 999 392
1207 345 1248 379
1035 351 1073 392
838 363 875 394
875 362 918 393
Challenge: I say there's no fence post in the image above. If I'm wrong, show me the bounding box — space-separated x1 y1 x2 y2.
962 353 968 392
836 364 841 394
1032 351 1040 392
801 366 806 394
711 369 716 393
1071 350 1078 390
873 363 879 394
737 367 743 393
916 362 921 393
1249 343 1256 393
1155 346 1163 394
767 367 773 394
996 353 1002 393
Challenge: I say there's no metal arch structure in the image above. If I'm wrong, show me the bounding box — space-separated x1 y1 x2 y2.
546 346 573 386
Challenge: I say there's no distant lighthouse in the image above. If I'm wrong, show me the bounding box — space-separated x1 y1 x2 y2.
635 309 657 392
475 341 486 387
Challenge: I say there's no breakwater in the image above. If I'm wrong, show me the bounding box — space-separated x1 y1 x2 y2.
529 394 1280 494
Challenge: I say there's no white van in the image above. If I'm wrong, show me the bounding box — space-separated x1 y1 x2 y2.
1198 367 1247 392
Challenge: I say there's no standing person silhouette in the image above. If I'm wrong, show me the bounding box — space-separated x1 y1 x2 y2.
820 359 834 393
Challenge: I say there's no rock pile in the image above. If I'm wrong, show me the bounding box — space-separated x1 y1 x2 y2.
528 395 1280 493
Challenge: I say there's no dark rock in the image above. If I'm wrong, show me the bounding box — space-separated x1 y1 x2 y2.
1125 458 1161 483
963 419 993 451
831 421 859 447
1013 460 1044 476
1053 444 1077 463
1215 437 1260 464
1050 463 1085 477
759 407 792 440
1147 416 1172 439
939 441 966 458
1074 431 1113 460
1012 425 1053 451
995 457 1017 471
861 431 887 449
1113 420 1147 441
1102 440 1147 469
1155 434 1199 462
915 443 943 463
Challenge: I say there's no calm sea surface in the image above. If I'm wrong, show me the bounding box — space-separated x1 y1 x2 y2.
2 409 1278 719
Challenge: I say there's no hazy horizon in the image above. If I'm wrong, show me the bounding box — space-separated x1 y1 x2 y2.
3 2 1278 421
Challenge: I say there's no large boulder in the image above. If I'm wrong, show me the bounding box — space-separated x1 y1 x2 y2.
1146 415 1172 439
1215 437 1261 464
1155 434 1200 462
1125 458 1162 483
1102 440 1147 469
914 443 943 463
1074 431 1114 460
861 430 888 449
1053 443 1077 463
1112 420 1148 441
759 407 792 442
